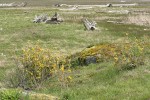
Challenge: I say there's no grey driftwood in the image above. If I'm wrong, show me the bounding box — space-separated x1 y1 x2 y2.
83 19 97 30
33 12 63 24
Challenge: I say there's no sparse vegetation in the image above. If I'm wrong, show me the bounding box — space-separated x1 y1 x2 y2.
0 0 150 100
125 14 150 26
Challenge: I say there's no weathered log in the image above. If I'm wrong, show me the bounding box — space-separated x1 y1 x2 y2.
33 14 48 23
112 3 138 7
18 2 27 7
33 13 63 24
0 3 16 7
45 12 63 24
83 19 96 30
107 21 124 24
51 12 59 21
0 2 27 7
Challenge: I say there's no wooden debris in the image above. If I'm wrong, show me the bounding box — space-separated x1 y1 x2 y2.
17 2 27 7
106 4 112 7
57 4 112 8
0 2 16 7
96 10 130 14
131 10 150 14
0 2 27 7
108 10 130 14
112 3 138 7
58 4 112 11
33 14 48 23
45 12 63 24
57 3 137 11
107 21 124 24
33 12 63 24
83 19 97 30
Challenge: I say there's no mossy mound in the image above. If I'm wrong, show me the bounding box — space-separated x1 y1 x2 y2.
67 43 121 67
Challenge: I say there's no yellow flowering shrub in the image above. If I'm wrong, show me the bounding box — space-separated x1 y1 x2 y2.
16 45 58 88
10 45 72 89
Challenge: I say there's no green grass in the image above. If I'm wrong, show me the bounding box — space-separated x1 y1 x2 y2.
36 63 150 100
0 5 150 100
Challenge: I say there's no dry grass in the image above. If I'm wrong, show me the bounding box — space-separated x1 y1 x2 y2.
29 92 58 100
0 60 5 67
125 14 150 26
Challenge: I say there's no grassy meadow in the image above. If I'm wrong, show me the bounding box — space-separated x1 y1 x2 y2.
0 1 150 99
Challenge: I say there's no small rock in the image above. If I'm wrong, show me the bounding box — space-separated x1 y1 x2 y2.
85 56 97 65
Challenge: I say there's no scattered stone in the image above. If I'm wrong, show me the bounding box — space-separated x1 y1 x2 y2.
85 56 97 65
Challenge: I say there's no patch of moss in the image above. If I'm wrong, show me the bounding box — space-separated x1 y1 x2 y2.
68 43 120 67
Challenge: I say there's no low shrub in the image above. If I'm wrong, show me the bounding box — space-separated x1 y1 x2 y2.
8 45 72 89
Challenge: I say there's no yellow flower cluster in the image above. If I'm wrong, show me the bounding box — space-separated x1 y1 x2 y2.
19 45 72 88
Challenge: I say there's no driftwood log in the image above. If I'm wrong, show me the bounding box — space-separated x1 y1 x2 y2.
45 12 63 24
33 12 63 24
0 2 27 7
83 19 97 30
33 14 48 23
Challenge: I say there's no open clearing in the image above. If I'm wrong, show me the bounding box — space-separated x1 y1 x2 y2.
0 0 150 99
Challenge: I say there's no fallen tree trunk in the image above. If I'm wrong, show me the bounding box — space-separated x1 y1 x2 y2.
83 19 96 30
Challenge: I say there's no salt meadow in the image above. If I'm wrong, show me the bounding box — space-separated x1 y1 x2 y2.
0 0 150 99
